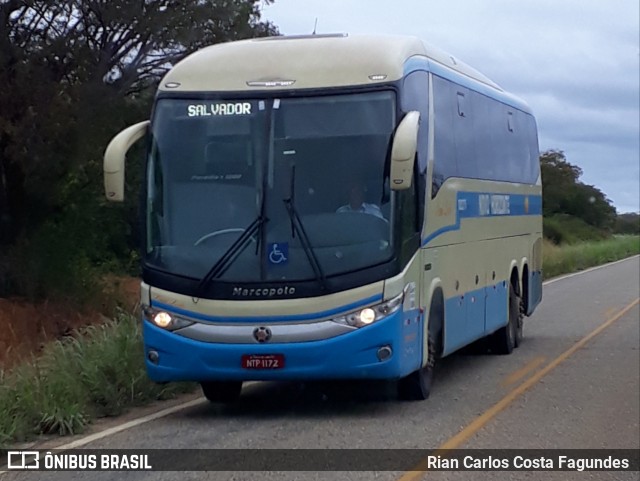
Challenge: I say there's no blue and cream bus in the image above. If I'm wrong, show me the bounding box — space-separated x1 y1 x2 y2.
104 34 542 402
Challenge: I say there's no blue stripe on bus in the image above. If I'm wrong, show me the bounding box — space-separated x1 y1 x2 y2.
421 192 542 246
151 293 384 324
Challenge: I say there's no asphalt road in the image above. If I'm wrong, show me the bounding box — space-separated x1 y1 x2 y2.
4 256 639 481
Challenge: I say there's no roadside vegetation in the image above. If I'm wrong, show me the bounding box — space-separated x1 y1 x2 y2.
0 312 194 448
543 236 639 279
539 150 639 277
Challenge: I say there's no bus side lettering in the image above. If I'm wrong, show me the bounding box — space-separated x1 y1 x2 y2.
490 194 510 215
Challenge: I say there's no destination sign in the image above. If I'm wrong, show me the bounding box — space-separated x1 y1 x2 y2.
187 102 252 117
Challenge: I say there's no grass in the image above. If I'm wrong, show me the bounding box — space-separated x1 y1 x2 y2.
543 235 640 279
0 312 194 449
543 214 610 245
0 236 638 448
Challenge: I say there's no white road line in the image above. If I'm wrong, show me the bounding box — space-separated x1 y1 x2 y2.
57 398 205 450
28 254 640 450
53 380 258 450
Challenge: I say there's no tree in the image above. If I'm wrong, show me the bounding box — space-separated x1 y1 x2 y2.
0 0 278 299
540 149 583 217
0 0 278 245
540 149 617 232
615 213 640 235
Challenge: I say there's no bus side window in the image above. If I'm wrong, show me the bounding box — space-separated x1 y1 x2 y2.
457 92 466 117
453 87 477 179
472 91 498 181
527 115 540 183
432 75 457 197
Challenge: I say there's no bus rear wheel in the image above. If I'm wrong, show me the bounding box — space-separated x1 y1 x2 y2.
515 298 525 347
201 381 243 403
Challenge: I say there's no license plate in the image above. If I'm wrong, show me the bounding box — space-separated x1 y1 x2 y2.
241 354 285 369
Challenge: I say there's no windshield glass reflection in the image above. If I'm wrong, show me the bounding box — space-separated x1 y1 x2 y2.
145 91 396 282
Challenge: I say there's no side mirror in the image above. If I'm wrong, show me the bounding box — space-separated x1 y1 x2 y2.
103 120 150 201
390 111 420 191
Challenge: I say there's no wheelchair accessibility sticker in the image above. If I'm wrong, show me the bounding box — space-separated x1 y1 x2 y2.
268 242 289 266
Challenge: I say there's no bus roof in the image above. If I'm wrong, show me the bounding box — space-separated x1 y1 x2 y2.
159 33 503 95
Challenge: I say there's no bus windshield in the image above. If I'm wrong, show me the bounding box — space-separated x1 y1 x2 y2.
145 91 396 283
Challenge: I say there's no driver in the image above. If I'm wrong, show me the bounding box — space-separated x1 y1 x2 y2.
336 180 384 220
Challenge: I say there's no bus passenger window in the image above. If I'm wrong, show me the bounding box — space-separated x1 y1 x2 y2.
457 92 466 117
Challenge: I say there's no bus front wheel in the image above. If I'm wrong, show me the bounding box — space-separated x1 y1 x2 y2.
201 381 243 403
398 331 438 401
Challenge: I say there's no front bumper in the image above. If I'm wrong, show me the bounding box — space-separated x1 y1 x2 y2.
143 308 423 382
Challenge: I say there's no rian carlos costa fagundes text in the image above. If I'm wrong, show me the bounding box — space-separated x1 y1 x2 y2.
427 454 631 471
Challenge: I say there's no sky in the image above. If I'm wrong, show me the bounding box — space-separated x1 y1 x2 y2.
262 0 640 213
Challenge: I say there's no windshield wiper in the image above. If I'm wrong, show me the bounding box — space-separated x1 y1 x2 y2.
195 216 268 297
283 164 327 292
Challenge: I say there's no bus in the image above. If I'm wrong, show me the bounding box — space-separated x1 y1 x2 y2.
104 34 542 402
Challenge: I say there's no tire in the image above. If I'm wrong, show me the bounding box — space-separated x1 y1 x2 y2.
398 304 441 401
515 296 525 348
398 363 433 401
201 381 243 403
490 283 519 354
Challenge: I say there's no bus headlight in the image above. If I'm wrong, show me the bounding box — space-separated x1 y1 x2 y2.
142 306 194 331
154 312 172 328
359 308 376 325
332 292 404 328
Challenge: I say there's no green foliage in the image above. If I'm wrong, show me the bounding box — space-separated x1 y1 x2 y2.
615 213 640 235
543 236 640 279
0 312 195 448
541 150 617 239
4 167 140 301
543 214 609 245
63 313 162 416
0 0 278 301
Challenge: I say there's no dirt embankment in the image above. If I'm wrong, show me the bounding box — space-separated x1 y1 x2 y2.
0 277 140 370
